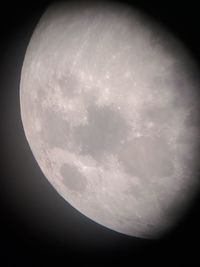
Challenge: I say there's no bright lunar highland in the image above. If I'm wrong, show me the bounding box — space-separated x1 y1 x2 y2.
20 1 200 238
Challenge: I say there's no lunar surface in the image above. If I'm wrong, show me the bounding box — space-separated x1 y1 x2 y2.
20 1 200 238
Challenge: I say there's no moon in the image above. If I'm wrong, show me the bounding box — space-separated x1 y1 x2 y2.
20 0 200 239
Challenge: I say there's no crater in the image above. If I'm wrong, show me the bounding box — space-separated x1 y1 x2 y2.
169 62 199 109
73 105 130 160
149 25 178 57
36 87 46 103
40 108 70 149
177 128 200 145
125 183 143 199
118 136 174 179
143 105 173 125
177 128 200 172
57 72 80 99
60 163 87 192
172 85 196 109
151 74 185 94
184 107 200 128
160 186 192 222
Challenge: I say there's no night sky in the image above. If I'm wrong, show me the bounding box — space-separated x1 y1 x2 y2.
0 0 200 266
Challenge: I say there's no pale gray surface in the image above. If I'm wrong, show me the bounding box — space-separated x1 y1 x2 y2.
20 1 200 238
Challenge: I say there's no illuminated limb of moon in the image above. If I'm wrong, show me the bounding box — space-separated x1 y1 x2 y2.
20 1 200 238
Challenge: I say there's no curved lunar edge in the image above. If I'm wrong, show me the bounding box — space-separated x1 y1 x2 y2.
20 0 200 239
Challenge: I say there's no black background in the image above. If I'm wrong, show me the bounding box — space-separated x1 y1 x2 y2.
0 0 200 266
